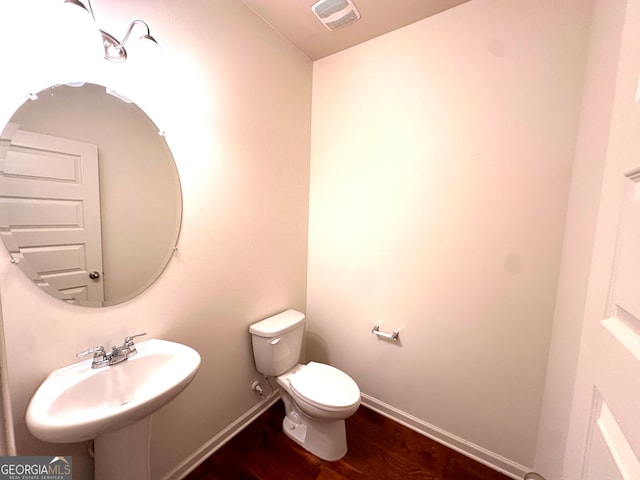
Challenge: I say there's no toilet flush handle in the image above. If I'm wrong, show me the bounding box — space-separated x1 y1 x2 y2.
270 337 281 345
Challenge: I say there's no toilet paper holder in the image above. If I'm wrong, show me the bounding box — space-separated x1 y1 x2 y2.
371 324 399 341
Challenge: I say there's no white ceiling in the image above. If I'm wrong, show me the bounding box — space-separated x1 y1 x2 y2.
241 0 472 60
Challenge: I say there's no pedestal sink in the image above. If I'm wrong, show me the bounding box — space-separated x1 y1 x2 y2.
26 339 201 480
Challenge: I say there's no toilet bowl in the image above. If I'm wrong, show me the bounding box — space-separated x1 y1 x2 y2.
280 362 360 420
249 310 361 461
276 362 360 460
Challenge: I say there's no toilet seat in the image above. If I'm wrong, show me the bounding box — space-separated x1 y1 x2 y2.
289 362 360 412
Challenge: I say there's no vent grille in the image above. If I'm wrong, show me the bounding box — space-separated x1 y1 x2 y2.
311 0 361 31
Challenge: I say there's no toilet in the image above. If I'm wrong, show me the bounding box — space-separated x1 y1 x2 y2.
249 309 361 461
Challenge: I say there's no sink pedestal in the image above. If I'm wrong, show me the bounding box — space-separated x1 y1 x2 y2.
94 417 151 480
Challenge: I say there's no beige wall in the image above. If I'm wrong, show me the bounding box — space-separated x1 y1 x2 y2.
307 0 592 470
0 0 311 478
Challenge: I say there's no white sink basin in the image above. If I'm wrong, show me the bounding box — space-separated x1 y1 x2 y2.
26 338 200 444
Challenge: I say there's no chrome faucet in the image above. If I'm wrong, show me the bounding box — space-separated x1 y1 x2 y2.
77 333 147 369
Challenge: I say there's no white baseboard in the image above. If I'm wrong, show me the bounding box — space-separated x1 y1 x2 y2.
166 391 530 480
164 393 281 480
360 393 529 480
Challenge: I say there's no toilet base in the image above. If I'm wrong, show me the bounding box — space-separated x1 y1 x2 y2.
280 398 348 461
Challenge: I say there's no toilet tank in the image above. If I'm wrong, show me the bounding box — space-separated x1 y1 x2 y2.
249 310 305 376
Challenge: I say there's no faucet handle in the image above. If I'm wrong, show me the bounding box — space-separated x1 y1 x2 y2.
76 345 106 359
124 332 147 346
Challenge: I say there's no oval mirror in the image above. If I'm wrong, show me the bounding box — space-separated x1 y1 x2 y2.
0 83 182 307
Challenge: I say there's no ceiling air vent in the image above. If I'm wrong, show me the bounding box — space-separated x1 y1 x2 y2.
311 0 361 31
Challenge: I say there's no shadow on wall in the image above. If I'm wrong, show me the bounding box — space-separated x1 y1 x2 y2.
306 331 330 364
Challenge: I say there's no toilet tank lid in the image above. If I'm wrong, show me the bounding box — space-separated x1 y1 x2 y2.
249 309 305 337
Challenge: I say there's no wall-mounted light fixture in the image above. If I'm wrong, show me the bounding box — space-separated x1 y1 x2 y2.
64 0 159 63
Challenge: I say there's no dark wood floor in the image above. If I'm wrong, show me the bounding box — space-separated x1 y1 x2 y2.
185 400 512 480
